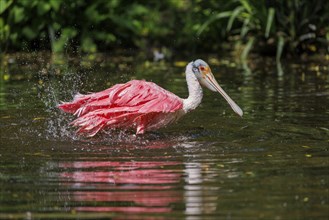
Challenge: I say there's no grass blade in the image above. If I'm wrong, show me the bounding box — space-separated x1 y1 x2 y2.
241 17 251 37
197 11 232 36
265 7 275 38
241 37 255 61
276 35 285 62
227 6 244 32
239 0 252 13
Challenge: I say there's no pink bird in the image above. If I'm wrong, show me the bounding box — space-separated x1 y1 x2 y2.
58 59 243 136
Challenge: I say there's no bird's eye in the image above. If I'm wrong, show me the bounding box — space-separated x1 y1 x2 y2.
192 67 198 73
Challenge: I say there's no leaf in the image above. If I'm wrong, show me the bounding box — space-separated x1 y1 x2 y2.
81 37 97 53
174 61 187 67
265 7 275 38
85 4 107 23
22 27 37 39
52 28 77 53
37 2 51 15
0 18 10 41
0 0 13 15
239 0 252 13
13 6 25 23
197 11 232 36
94 32 116 43
49 0 61 12
227 6 244 32
240 17 250 37
3 74 10 81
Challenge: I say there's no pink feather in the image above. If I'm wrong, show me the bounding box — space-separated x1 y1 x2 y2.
58 80 183 136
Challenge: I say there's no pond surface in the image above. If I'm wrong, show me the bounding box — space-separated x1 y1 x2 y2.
0 53 328 219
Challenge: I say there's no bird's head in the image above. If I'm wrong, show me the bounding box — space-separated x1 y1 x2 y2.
190 59 243 117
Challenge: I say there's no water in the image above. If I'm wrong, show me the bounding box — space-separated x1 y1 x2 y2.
0 53 328 219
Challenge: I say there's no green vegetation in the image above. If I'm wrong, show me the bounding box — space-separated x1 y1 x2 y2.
1 0 328 58
198 0 329 60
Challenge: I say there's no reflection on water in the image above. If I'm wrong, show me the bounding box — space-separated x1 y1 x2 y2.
0 53 328 219
50 140 221 217
59 161 182 213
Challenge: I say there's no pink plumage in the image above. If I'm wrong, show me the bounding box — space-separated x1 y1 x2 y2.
58 80 183 136
58 59 244 136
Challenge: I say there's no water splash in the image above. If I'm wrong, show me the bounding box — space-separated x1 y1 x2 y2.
35 55 207 143
38 66 85 140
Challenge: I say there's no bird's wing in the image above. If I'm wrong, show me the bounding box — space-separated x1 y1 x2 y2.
58 80 183 116
58 80 183 136
112 80 183 113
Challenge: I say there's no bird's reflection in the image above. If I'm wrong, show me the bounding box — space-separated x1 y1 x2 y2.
56 138 218 216
58 139 183 214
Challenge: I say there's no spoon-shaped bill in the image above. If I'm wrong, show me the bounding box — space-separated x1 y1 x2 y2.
203 73 243 117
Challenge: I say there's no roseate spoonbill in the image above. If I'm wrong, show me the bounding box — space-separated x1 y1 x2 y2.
58 59 243 136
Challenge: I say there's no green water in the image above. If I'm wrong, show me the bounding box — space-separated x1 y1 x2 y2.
0 53 328 219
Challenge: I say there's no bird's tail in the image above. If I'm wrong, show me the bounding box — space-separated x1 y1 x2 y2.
57 88 114 115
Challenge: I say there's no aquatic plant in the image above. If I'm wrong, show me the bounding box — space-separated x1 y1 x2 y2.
197 0 329 60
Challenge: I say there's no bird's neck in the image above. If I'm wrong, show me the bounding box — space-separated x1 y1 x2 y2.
183 63 203 113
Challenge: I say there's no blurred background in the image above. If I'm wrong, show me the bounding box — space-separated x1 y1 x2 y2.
1 0 328 59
